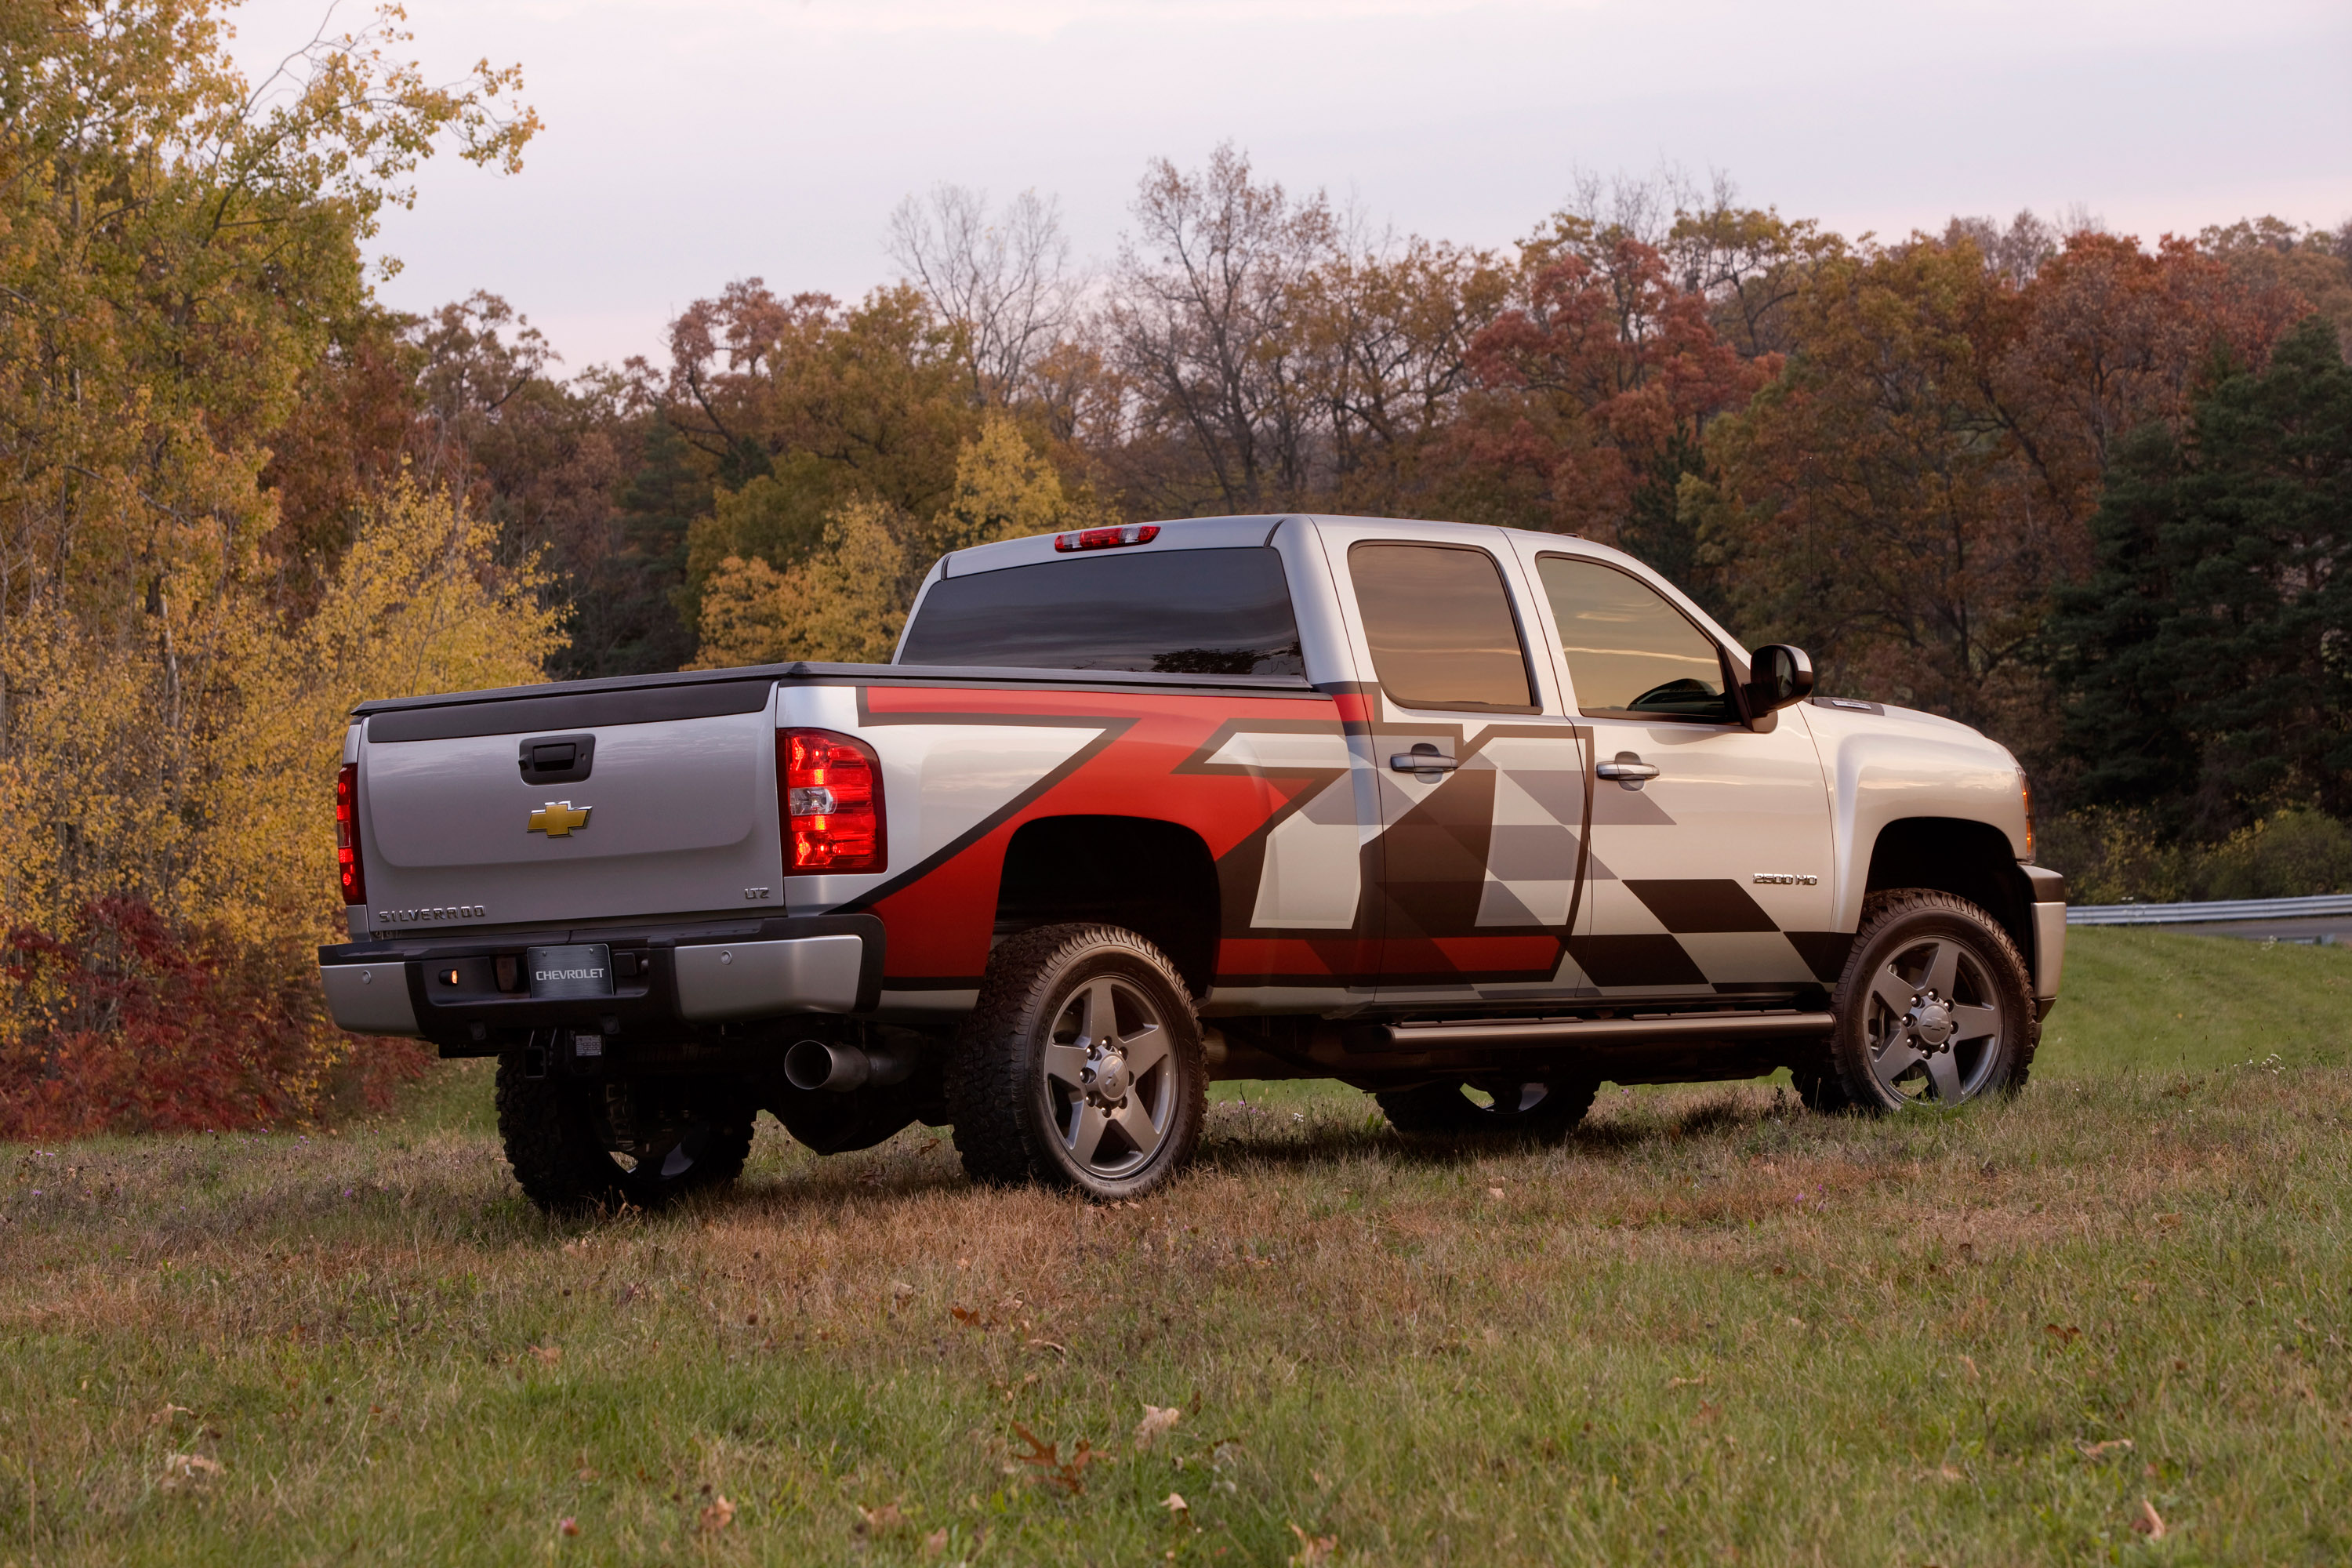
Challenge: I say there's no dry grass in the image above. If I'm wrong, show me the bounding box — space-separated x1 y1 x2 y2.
2 930 2350 1564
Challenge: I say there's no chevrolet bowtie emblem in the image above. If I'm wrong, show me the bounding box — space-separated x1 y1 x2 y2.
528 801 591 837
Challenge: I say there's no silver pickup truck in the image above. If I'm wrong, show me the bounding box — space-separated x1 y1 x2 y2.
320 514 2064 1209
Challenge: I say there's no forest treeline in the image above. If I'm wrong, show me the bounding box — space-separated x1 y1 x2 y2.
4 1 2349 1132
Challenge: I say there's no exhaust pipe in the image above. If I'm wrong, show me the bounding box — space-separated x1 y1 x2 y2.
783 1037 916 1094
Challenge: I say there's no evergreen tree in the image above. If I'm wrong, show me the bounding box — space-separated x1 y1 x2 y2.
2051 318 2352 833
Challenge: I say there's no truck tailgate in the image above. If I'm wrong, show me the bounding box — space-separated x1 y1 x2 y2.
356 684 782 933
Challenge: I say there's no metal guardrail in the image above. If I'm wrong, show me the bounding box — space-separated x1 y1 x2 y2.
2067 894 2352 926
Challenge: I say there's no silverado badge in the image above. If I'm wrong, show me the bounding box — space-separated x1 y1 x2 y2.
528 800 592 837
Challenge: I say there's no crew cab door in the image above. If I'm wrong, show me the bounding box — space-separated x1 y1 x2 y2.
1319 522 1593 1006
1517 547 1840 998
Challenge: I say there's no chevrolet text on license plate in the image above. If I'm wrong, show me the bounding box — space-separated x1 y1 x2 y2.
526 944 612 998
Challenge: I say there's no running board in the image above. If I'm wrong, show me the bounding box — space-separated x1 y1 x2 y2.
1372 1010 1835 1053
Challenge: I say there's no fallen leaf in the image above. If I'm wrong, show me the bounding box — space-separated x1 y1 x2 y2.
1694 1401 1722 1425
559 1517 580 1537
950 1306 982 1326
1487 1187 1504 1199
2077 1438 2135 1458
891 1281 916 1306
1288 1522 1338 1564
857 1501 905 1533
2133 1498 2167 1539
2043 1323 2082 1346
1134 1403 1183 1450
1011 1422 1098 1494
1163 1491 1189 1514
923 1526 949 1557
699 1494 735 1533
1026 1338 1069 1356
159 1452 223 1491
1938 1465 1962 1481
1668 1376 1708 1389
148 1403 193 1427
528 1344 563 1367
1959 1355 1979 1381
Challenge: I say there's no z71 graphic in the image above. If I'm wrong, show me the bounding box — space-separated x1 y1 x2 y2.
317 514 2065 1210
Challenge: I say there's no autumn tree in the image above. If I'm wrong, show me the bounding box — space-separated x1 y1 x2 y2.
1106 143 1341 515
655 281 978 618
690 413 1102 668
0 0 546 1130
1693 228 2305 756
1439 227 1772 590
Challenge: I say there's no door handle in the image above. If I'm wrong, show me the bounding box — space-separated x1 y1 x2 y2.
1595 752 1660 790
1388 744 1458 774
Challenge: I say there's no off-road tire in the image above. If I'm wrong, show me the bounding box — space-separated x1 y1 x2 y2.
1827 889 2037 1113
946 924 1207 1200
1375 1076 1599 1143
495 1055 753 1214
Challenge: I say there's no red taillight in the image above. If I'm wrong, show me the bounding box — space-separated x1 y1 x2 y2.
780 729 886 874
1053 523 1160 552
336 761 366 905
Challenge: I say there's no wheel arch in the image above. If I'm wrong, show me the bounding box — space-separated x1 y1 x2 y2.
993 815 1221 997
1860 816 2036 960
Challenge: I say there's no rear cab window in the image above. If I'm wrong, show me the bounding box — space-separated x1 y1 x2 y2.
1535 554 1737 724
1346 542 1537 713
898 546 1305 674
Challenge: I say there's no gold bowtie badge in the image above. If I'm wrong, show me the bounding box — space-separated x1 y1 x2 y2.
528 801 592 837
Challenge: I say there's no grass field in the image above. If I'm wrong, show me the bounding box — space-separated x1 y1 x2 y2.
4 927 2350 1566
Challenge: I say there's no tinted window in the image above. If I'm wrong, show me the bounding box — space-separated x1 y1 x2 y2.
898 546 1304 675
1348 543 1535 712
1537 554 1734 722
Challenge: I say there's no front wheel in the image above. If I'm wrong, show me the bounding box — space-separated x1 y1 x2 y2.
1827 890 2036 1112
948 924 1207 1200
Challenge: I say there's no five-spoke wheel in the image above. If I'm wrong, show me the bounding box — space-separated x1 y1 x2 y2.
1827 890 2036 1112
1041 975 1180 1180
949 924 1207 1199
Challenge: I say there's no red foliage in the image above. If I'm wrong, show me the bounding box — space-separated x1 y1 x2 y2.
0 899 426 1140
1445 238 1775 535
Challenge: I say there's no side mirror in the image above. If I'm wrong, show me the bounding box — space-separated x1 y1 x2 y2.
1745 644 1814 714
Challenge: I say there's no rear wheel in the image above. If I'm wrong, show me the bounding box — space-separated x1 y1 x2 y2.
1828 890 2035 1112
948 924 1206 1200
1376 1076 1598 1143
495 1056 753 1214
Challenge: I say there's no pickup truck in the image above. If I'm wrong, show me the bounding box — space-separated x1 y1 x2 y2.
318 514 2065 1210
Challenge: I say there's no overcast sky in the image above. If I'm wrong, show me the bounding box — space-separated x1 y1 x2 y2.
227 0 2352 370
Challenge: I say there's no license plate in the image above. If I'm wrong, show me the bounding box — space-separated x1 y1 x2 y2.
526 944 613 999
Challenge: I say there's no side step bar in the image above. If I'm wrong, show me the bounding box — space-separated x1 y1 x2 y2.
1373 1010 1835 1053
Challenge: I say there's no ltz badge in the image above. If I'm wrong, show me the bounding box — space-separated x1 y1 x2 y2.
528 801 591 837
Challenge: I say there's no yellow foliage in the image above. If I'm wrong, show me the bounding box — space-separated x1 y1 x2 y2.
0 479 558 1107
689 414 1105 669
927 412 1107 555
690 501 912 669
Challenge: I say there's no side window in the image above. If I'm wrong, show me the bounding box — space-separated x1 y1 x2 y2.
1348 543 1535 713
1537 555 1735 723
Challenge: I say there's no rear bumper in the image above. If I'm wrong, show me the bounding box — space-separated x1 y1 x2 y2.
316 914 883 1053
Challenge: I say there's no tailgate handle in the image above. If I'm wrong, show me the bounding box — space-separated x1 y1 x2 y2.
518 732 596 784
